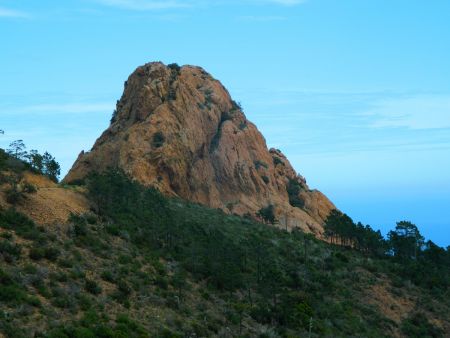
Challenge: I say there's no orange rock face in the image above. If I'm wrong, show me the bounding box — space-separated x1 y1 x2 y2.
64 62 335 234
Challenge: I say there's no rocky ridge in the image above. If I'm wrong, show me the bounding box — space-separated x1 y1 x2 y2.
64 62 335 234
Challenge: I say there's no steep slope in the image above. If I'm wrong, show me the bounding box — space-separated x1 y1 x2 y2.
0 172 89 225
0 174 448 337
64 62 334 234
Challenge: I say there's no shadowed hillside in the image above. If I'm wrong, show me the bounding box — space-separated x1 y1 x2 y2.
0 165 448 337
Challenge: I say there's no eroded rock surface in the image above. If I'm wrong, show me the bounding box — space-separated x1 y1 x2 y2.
64 62 335 234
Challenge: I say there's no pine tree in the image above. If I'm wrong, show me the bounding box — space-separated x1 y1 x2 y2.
42 151 61 182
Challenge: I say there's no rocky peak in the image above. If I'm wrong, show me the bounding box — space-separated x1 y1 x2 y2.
64 62 335 234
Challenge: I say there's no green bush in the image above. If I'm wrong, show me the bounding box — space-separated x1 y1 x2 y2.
286 178 304 208
257 204 276 224
101 270 115 283
401 313 444 338
0 269 26 304
152 132 165 148
29 246 59 261
5 188 22 205
0 240 21 261
0 208 41 240
111 109 118 124
254 160 268 170
66 178 85 186
272 156 283 166
85 279 102 295
168 63 181 73
23 182 37 193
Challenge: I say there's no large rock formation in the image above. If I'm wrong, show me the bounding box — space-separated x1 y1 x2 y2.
64 62 335 234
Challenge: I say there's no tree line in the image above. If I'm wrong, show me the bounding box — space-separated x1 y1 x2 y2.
1 132 61 205
323 209 449 289
0 138 60 183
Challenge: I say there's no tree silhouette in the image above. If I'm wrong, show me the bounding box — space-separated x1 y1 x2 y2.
28 150 44 172
388 221 424 259
42 151 61 182
8 140 27 160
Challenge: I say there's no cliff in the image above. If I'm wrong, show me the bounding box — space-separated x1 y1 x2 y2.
64 62 335 234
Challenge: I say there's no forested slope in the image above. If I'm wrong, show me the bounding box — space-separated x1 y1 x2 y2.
0 166 448 337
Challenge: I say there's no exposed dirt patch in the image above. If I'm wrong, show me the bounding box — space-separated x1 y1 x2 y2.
369 281 415 324
17 186 89 226
0 172 90 226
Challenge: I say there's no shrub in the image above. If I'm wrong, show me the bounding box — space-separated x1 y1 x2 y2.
230 100 242 112
0 269 26 304
85 279 102 295
287 178 305 208
153 132 165 148
29 246 59 261
117 280 132 296
168 63 181 73
254 160 268 170
111 109 118 124
155 276 169 290
23 182 37 193
44 247 60 261
257 205 276 224
221 111 233 122
101 270 115 283
0 208 41 240
401 313 443 337
261 175 270 184
0 240 21 262
5 187 23 205
272 156 283 166
29 247 44 260
74 223 88 237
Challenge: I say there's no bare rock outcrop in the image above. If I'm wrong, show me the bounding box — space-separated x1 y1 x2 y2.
64 62 335 234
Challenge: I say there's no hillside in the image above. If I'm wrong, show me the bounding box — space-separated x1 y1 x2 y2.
1 62 449 337
64 62 334 235
0 168 448 338
0 149 89 226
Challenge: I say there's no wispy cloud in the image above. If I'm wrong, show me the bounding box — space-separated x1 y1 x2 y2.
96 0 307 11
96 0 190 10
0 102 114 115
237 15 287 22
0 7 29 18
265 0 307 5
366 95 450 130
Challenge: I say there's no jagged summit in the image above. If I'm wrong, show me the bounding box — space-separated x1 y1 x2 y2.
64 62 334 234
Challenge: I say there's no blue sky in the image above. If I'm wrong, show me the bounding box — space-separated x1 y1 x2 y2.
1 0 449 246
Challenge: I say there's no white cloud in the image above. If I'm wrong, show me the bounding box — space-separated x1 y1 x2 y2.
0 102 114 115
96 0 191 10
0 7 29 18
366 95 450 130
237 15 287 22
266 0 306 5
96 0 307 11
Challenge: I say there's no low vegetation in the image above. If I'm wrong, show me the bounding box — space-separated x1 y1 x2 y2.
0 168 448 337
286 178 305 208
0 140 60 182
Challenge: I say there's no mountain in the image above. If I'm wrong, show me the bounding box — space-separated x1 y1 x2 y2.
0 64 449 336
64 62 334 234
